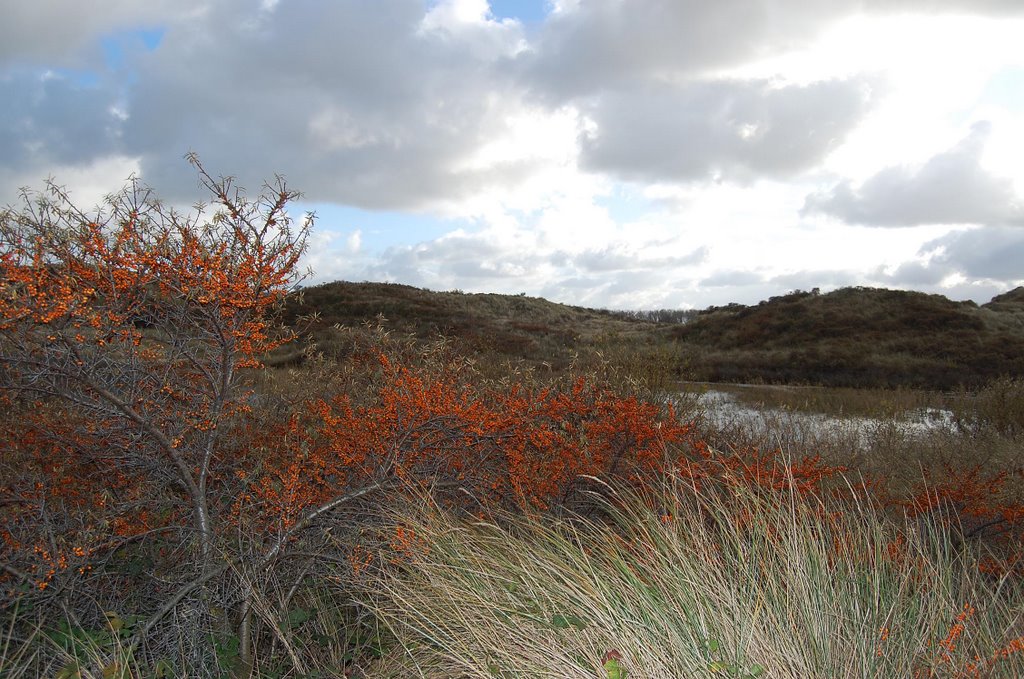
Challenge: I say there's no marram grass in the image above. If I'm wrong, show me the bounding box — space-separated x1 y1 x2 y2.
359 475 1024 678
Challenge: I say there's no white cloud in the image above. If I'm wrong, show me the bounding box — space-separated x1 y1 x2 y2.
0 1 205 67
920 226 1024 282
0 154 141 212
804 123 1024 227
578 78 873 184
346 230 362 253
423 0 491 27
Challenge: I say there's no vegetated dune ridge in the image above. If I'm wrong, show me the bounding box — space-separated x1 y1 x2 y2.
282 282 1024 390
278 281 668 377
673 286 1024 389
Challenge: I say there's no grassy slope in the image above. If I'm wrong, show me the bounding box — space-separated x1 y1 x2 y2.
281 282 1024 390
675 287 1024 388
280 281 673 377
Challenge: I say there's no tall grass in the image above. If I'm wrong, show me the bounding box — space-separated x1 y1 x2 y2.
359 474 1024 678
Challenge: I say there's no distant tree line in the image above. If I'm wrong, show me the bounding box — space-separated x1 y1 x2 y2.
610 308 700 324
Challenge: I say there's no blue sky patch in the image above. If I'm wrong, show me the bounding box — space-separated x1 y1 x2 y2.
980 67 1024 113
300 202 461 253
596 188 656 224
101 28 166 71
488 0 550 23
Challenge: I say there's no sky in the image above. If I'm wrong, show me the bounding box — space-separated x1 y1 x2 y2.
2 0 1023 310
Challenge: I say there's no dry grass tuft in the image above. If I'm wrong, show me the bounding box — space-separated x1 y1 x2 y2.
358 473 1024 678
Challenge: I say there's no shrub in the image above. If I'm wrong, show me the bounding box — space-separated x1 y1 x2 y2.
950 377 1024 439
0 158 311 674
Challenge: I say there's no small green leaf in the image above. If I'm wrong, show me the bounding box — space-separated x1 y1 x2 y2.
286 606 310 628
603 657 627 679
706 638 721 653
55 662 81 679
550 613 586 629
603 652 627 679
747 665 766 678
104 611 124 633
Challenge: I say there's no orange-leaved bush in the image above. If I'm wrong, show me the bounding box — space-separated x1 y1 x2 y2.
0 157 310 669
899 463 1024 579
239 342 694 531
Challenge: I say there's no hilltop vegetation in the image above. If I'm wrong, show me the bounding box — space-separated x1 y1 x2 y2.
282 281 650 361
280 281 680 386
675 286 1024 389
283 282 1024 390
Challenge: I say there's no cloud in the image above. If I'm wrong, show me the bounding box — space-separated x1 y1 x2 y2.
522 0 1024 102
920 226 1024 281
331 218 709 309
520 0 845 100
869 0 1024 15
4 1 1023 200
572 244 707 273
0 71 123 169
861 225 1024 292
579 78 873 183
0 1 204 67
0 0 873 207
804 123 1024 226
366 231 541 287
365 229 705 285
115 0 541 209
0 155 141 214
769 270 860 290
5 0 1012 209
872 260 950 286
701 270 765 288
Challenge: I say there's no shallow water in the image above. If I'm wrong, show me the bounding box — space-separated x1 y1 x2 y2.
687 389 956 451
